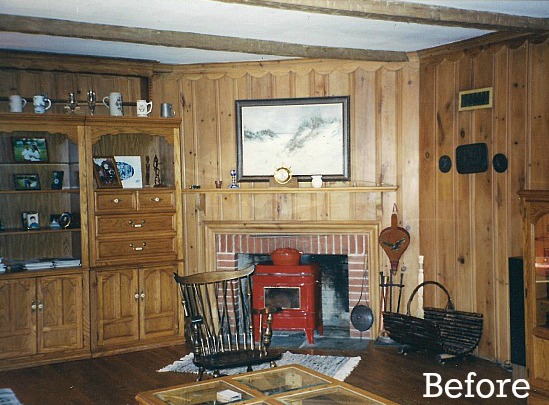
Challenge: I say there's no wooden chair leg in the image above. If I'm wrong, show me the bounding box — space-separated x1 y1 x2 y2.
197 367 205 381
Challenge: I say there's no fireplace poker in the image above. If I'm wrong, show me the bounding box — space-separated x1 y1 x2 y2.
396 272 404 313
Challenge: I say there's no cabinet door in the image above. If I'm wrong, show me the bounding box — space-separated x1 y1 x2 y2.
96 269 139 346
0 278 36 359
37 274 83 353
139 266 178 340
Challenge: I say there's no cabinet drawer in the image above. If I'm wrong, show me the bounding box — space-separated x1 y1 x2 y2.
137 190 175 211
95 214 176 236
96 237 177 261
95 192 137 213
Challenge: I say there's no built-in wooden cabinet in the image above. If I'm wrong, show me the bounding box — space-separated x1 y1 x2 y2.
0 114 183 369
0 115 90 371
91 265 179 354
85 117 184 356
0 270 88 370
519 190 549 404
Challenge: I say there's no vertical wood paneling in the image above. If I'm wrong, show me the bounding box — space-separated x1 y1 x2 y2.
420 39 549 362
455 56 474 313
472 51 496 358
418 62 437 297
399 65 420 310
508 45 527 255
529 42 549 189
435 60 457 307
493 47 510 365
378 69 399 267
194 79 218 188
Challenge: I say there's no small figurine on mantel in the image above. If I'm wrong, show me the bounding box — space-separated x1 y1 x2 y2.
153 155 166 187
229 169 239 189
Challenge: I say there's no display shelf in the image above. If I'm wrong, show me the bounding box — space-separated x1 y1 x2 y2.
0 266 83 279
0 227 80 236
0 189 79 195
183 185 398 195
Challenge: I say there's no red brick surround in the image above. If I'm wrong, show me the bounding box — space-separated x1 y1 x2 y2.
216 233 370 338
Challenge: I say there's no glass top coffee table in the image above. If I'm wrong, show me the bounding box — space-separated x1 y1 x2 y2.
136 364 397 404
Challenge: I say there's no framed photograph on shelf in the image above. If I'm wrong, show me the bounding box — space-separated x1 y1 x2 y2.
92 156 122 188
114 156 143 188
13 174 41 190
235 96 350 182
12 137 49 162
26 211 40 230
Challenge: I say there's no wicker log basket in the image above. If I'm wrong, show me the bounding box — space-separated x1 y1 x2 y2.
382 281 483 363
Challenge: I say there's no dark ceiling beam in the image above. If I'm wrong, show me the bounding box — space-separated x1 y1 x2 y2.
216 0 549 32
0 14 408 62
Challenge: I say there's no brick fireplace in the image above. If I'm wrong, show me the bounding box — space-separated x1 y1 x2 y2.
213 228 378 338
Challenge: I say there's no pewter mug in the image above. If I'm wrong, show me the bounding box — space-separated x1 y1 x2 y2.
160 103 175 118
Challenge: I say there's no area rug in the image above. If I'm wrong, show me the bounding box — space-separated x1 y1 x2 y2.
158 351 361 381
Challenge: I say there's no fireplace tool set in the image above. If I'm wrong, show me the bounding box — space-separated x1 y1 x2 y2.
379 206 484 362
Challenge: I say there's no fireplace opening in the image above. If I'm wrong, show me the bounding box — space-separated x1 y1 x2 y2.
239 253 350 338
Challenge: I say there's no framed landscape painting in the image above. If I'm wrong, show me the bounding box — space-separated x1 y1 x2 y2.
235 96 350 182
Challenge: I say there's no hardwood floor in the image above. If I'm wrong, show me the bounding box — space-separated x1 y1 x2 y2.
0 342 529 405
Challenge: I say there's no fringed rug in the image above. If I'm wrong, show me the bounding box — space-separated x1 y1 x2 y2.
158 351 361 381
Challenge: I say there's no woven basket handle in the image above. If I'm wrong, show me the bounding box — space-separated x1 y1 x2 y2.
406 280 455 316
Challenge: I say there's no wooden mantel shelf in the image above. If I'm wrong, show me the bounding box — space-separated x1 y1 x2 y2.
183 185 398 195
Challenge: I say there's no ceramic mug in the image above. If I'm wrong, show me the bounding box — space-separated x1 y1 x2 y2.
9 95 27 113
136 99 153 117
102 92 123 116
160 103 176 118
33 95 52 114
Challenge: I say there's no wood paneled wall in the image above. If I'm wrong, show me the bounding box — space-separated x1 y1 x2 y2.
419 38 549 362
152 58 420 318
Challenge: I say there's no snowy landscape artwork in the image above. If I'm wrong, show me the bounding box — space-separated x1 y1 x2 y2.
236 96 349 181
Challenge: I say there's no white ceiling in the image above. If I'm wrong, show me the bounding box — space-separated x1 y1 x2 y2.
0 0 548 65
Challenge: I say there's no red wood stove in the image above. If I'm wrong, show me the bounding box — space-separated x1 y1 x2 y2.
253 263 322 344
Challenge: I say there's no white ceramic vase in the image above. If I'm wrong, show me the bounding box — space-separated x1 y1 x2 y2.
311 175 323 188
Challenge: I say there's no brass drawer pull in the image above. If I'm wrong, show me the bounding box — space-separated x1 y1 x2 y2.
128 219 146 228
112 198 121 204
150 197 162 203
129 242 147 251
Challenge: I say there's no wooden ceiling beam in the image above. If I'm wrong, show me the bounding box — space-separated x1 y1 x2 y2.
217 0 549 32
0 14 408 62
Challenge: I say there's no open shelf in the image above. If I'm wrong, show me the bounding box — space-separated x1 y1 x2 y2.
183 185 398 195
